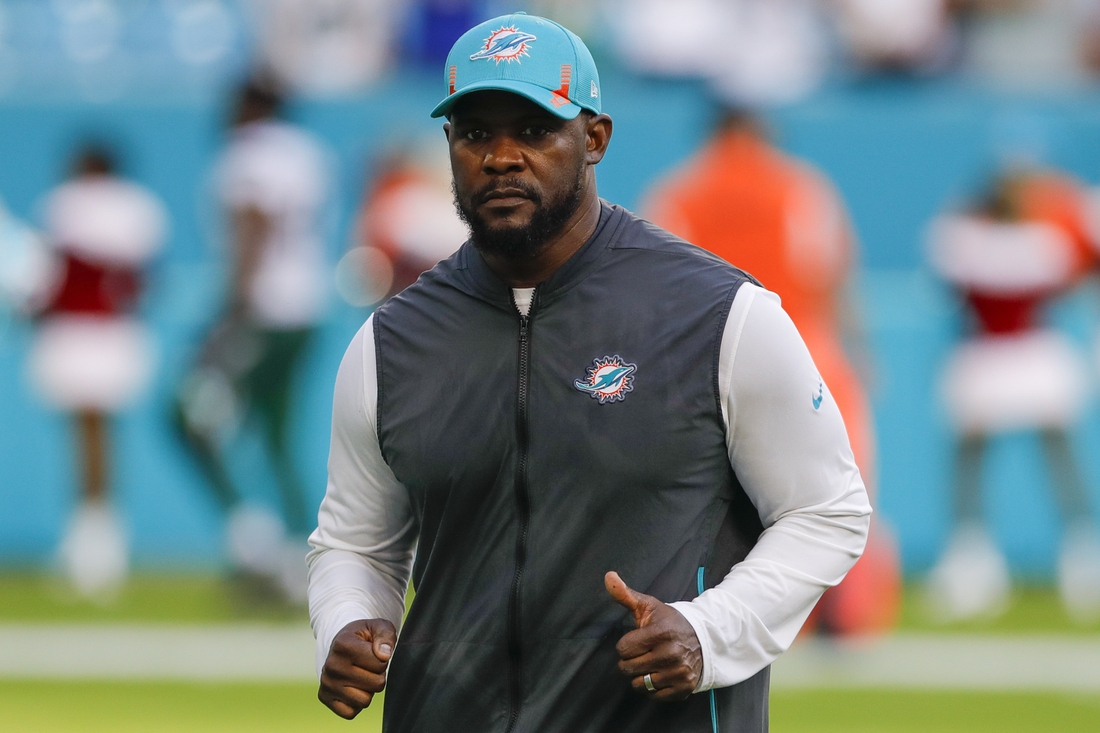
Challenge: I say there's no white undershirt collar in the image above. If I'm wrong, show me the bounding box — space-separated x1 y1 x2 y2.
512 287 535 317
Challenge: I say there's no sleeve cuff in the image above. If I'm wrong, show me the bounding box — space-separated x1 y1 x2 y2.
315 603 376 679
668 600 718 693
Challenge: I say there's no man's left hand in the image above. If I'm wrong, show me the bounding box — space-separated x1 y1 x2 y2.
604 570 703 702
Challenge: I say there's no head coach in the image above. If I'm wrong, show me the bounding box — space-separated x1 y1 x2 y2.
307 13 870 733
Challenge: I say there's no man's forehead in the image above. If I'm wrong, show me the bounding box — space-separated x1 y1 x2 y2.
449 91 561 124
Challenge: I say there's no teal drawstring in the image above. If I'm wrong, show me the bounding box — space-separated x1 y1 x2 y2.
697 567 719 733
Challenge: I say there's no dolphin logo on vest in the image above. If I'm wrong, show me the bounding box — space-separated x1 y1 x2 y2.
574 356 636 404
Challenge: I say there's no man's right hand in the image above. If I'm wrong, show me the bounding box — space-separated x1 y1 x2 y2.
318 618 397 719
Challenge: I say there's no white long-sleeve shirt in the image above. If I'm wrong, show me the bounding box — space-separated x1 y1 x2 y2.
307 282 871 691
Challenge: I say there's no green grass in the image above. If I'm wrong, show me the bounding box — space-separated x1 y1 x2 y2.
0 680 383 733
771 689 1100 732
1 573 1096 633
0 573 308 624
3 574 1096 731
1 682 1098 732
897 584 1100 635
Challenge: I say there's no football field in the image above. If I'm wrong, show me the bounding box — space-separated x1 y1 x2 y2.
3 682 1099 733
1 575 1098 732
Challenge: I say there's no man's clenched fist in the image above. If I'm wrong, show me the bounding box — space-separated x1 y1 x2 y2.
318 618 397 719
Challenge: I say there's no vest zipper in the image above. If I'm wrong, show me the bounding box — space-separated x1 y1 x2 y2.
507 288 537 733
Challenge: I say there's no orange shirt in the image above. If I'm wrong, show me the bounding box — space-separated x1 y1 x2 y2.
1016 171 1097 281
645 129 851 343
645 129 870 478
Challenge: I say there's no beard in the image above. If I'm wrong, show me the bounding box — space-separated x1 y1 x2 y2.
453 169 585 260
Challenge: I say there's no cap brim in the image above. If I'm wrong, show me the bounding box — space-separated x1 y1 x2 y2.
430 79 583 120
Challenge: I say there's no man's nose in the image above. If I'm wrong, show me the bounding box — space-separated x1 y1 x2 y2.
482 136 525 174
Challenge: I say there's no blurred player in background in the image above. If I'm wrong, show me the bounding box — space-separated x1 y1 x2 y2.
927 167 1100 623
610 0 828 106
252 0 402 97
644 107 901 636
27 144 166 600
832 0 959 75
173 76 332 604
338 136 466 306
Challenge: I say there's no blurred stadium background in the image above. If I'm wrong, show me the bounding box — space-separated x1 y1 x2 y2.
1 0 1100 730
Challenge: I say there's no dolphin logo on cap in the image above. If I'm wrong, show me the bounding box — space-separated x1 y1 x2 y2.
470 27 537 63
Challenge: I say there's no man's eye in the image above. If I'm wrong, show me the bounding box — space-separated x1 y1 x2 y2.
523 126 550 137
465 130 488 141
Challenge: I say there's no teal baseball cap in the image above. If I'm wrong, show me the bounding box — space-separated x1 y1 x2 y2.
431 12 602 120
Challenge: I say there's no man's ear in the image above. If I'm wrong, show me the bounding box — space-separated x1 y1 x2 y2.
585 114 613 165
443 121 452 142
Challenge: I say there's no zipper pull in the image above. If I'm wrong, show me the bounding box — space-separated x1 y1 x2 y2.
512 285 537 331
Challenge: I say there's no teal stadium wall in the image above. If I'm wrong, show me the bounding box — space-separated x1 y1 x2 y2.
3 71 1100 578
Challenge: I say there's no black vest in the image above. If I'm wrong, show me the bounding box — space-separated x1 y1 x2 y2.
374 203 767 733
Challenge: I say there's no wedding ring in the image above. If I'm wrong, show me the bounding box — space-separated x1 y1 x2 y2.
643 673 656 692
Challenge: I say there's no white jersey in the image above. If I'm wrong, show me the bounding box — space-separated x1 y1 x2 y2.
217 119 331 328
307 283 871 690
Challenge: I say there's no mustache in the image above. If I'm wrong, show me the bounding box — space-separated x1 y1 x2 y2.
472 178 541 206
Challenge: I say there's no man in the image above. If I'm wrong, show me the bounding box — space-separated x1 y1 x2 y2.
643 110 899 635
174 77 331 603
308 13 870 732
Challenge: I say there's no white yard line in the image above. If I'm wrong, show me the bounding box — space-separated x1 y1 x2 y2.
0 626 1098 690
773 634 1100 691
0 625 316 681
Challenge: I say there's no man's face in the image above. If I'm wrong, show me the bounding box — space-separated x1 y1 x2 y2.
446 91 590 259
